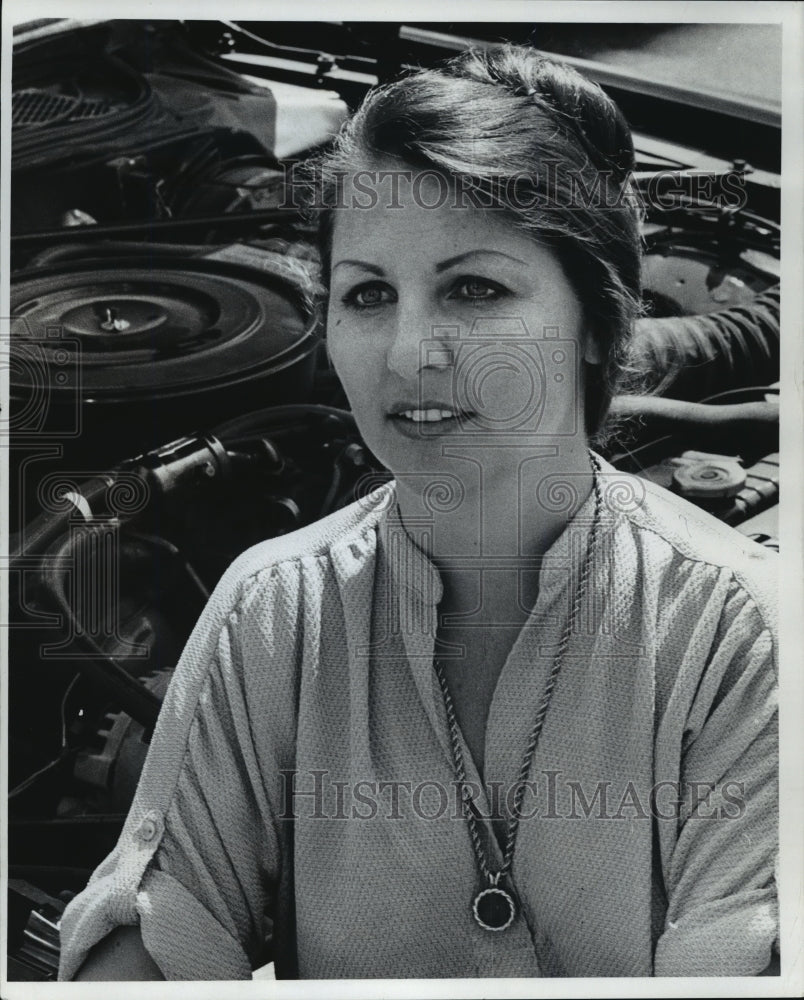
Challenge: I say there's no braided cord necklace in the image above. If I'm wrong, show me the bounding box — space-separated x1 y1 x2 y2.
434 452 604 932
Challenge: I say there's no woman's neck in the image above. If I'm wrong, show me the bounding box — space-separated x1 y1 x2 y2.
394 442 595 613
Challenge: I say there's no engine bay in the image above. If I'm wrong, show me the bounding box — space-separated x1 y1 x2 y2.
6 19 781 979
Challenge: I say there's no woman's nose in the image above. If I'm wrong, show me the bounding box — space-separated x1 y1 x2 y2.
385 301 455 380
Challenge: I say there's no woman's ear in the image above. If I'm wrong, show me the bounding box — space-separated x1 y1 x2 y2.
582 328 603 365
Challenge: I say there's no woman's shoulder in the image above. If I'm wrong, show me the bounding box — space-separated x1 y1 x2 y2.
602 470 778 725
161 481 395 717
217 480 395 603
606 466 777 632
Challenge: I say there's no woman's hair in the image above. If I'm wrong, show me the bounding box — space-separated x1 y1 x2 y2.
304 43 644 440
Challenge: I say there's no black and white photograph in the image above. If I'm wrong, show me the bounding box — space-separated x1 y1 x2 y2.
2 2 802 995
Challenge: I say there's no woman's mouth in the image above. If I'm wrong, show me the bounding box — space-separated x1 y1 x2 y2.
387 403 475 436
395 408 462 423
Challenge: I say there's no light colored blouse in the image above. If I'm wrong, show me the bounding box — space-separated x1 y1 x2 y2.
57 458 778 980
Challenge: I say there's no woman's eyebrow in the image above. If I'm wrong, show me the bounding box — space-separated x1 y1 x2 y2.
435 250 528 272
332 251 528 276
331 260 385 275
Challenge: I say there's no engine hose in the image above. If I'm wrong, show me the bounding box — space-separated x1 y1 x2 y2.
38 527 162 731
9 476 115 568
609 396 779 431
320 460 344 519
10 434 232 568
700 386 779 404
630 284 780 402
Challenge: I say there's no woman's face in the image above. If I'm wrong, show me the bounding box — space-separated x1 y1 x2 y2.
326 168 597 481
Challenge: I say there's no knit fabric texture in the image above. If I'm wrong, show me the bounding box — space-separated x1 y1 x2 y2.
57 458 778 980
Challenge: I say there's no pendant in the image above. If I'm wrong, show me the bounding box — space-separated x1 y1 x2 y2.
472 885 516 932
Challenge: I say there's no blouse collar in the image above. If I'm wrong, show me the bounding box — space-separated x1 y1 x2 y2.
375 453 623 611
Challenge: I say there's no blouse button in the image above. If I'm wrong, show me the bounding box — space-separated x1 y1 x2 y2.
137 810 161 844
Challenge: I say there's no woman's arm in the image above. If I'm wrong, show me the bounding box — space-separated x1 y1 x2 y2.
72 926 165 981
58 555 291 981
653 571 778 976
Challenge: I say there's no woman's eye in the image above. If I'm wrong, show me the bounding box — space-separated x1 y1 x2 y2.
450 277 506 303
342 282 395 309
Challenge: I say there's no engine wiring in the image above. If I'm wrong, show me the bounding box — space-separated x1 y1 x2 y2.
9 675 80 800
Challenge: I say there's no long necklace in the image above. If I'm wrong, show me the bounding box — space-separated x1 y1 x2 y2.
434 452 604 932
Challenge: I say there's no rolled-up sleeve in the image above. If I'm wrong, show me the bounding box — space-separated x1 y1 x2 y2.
654 572 778 976
58 559 284 981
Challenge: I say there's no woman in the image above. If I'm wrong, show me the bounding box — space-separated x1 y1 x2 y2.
58 45 778 980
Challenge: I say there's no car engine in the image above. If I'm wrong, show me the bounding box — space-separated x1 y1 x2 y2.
6 20 781 979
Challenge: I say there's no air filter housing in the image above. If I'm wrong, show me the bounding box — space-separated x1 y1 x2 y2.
10 247 320 480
